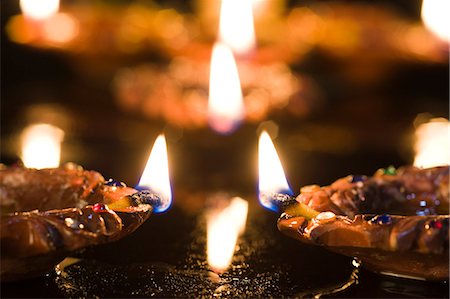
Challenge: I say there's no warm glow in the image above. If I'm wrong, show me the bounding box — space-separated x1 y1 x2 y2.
421 0 450 42
208 42 244 134
21 123 64 169
258 130 292 211
137 134 172 213
207 197 249 272
42 13 79 44
219 0 256 54
414 118 450 168
20 0 59 20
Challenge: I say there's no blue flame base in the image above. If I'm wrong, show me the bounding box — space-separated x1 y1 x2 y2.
259 190 295 213
130 187 171 213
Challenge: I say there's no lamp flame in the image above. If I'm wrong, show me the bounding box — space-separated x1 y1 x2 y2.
137 134 172 213
208 42 245 134
219 0 256 54
20 0 59 20
258 130 292 211
413 118 450 168
21 123 64 169
42 13 79 44
421 0 450 42
207 197 248 273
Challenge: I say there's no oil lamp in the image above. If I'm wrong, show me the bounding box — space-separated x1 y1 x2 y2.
112 0 308 130
258 128 449 282
1 129 173 281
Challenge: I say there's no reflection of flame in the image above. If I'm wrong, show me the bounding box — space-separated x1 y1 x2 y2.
20 0 59 20
208 42 244 134
207 197 248 273
219 0 256 54
258 130 292 211
21 123 64 169
414 118 450 168
138 134 172 213
421 0 450 42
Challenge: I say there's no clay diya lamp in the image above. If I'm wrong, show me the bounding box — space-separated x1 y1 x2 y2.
0 162 170 281
278 166 449 281
1 134 171 281
258 132 449 281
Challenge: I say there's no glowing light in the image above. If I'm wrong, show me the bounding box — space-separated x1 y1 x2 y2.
207 197 249 272
208 42 244 134
42 13 79 44
21 123 64 169
421 0 450 42
414 118 450 168
219 0 256 54
20 0 59 21
258 130 292 211
137 134 172 213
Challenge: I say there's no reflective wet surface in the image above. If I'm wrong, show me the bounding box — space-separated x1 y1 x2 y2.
2 201 449 298
1 1 449 297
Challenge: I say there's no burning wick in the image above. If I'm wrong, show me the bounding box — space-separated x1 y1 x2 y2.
258 130 319 219
135 134 172 213
258 130 293 212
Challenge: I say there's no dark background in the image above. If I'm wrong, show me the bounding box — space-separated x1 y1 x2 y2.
1 0 449 297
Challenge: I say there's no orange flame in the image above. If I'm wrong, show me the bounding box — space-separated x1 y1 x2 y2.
21 123 64 169
208 42 245 134
258 130 292 211
218 0 256 54
421 0 450 42
20 0 59 20
42 13 79 44
414 118 450 168
138 134 172 212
